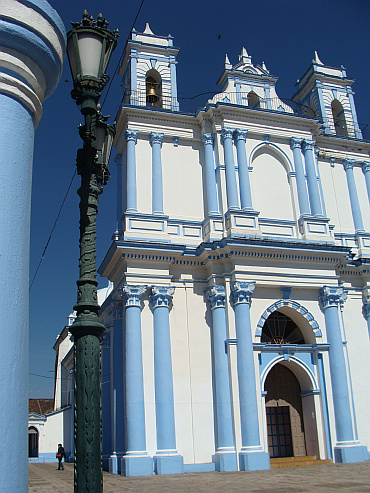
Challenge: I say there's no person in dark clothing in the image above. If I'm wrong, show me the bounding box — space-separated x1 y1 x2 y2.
57 443 66 470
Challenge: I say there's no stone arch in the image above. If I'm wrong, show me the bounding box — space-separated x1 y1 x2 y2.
249 142 293 173
256 299 321 343
261 355 318 393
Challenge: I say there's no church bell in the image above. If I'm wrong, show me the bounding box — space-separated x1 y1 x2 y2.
146 83 159 104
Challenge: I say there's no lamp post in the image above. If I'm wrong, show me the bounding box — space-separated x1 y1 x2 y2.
67 11 118 492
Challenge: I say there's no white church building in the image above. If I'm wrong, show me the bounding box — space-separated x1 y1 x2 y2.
40 24 370 475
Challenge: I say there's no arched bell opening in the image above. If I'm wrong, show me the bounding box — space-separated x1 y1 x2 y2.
145 69 162 108
28 426 39 458
247 91 260 109
331 99 348 137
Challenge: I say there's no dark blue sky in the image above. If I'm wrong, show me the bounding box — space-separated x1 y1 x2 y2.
29 0 370 397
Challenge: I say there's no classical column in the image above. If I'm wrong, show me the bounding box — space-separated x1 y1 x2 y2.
290 138 310 215
101 328 112 468
125 130 138 212
201 133 219 214
343 159 364 233
230 282 270 471
221 127 239 210
149 286 183 474
302 139 322 215
205 285 237 472
120 285 152 476
234 129 253 210
114 154 123 238
0 3 65 491
362 294 370 340
362 161 370 207
130 48 138 105
169 54 179 111
319 286 367 463
109 301 125 474
150 132 164 214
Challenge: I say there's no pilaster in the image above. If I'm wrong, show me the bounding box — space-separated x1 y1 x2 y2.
290 138 310 216
362 161 370 207
234 129 253 210
125 130 138 212
150 132 164 214
114 155 123 239
221 127 239 210
302 139 323 216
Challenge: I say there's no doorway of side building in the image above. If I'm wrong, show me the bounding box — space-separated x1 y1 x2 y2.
28 426 39 458
265 363 306 458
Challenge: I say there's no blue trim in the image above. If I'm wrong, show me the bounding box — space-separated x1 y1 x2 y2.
249 141 293 173
0 66 34 91
18 0 67 44
0 18 63 98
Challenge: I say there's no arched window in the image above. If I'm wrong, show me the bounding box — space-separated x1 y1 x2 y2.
307 106 316 118
28 426 39 458
331 99 348 137
262 311 305 344
145 69 162 108
248 91 260 109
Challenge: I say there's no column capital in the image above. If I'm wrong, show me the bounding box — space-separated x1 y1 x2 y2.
125 129 138 143
221 127 235 142
121 285 147 307
109 299 124 319
290 137 303 150
234 129 248 142
204 285 226 309
362 161 370 174
302 139 315 152
343 158 355 171
314 148 320 158
230 281 255 306
150 132 164 147
201 133 214 146
115 154 122 165
319 286 347 310
362 295 370 319
149 286 175 309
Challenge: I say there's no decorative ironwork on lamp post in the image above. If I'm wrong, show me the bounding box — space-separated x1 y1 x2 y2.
66 11 118 492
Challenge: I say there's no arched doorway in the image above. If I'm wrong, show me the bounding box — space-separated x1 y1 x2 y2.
28 426 39 458
265 364 306 458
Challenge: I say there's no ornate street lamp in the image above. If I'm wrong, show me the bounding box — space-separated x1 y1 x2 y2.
67 11 118 492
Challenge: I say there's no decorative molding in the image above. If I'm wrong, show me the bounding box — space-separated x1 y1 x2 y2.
343 158 355 171
234 129 248 142
302 139 315 152
149 285 175 308
149 132 164 146
201 133 214 146
229 281 255 306
124 129 138 143
221 127 234 142
362 161 370 174
290 137 302 150
256 299 322 337
121 284 147 307
319 286 347 310
110 300 124 320
204 285 226 309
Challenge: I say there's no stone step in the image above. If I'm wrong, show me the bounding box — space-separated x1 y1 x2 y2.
270 456 332 468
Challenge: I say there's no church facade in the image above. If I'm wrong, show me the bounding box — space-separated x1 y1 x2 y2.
57 24 370 476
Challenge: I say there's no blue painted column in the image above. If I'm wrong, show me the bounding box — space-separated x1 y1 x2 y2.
221 127 239 210
150 132 164 214
201 133 219 214
290 138 310 215
347 88 362 139
302 139 323 215
319 286 367 463
362 295 370 340
315 148 327 217
169 55 179 111
101 329 112 469
125 130 138 212
234 129 253 210
361 161 370 207
109 301 125 474
114 154 123 238
0 2 65 491
149 286 183 475
205 286 237 472
343 159 364 233
130 48 138 105
121 285 153 476
230 282 270 471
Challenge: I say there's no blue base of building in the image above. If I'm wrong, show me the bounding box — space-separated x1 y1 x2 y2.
183 463 216 473
238 451 270 471
121 455 153 476
334 444 368 463
154 454 184 475
109 454 122 474
212 452 238 472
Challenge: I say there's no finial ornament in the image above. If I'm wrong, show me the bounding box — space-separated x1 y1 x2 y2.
143 22 154 35
224 54 232 69
314 51 324 65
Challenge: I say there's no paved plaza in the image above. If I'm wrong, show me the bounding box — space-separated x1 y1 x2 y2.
29 461 370 492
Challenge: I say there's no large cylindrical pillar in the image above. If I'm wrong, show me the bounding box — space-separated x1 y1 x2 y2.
290 137 310 215
0 2 65 491
302 139 322 215
202 133 219 214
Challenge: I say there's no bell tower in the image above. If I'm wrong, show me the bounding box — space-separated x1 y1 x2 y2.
119 23 179 111
292 52 362 139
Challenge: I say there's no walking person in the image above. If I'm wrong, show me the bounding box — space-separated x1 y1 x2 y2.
56 443 66 470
